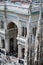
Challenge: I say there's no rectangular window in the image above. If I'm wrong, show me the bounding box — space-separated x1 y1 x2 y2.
1 39 5 48
42 13 43 20
1 21 4 29
22 27 27 37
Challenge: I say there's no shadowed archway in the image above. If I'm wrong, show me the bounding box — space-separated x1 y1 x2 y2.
7 22 18 57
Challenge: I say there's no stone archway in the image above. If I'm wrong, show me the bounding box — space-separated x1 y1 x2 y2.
7 22 18 57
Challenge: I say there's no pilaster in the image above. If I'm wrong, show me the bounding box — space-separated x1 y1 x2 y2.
18 43 22 58
5 38 9 52
18 22 22 36
0 37 2 48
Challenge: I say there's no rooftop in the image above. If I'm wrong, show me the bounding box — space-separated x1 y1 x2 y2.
0 1 43 15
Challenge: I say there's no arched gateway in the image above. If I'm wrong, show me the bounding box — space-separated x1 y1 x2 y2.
7 22 18 57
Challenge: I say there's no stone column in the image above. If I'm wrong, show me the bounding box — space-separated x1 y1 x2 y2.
24 25 32 65
17 22 22 58
18 43 22 58
5 38 9 52
24 7 32 64
4 17 9 52
18 22 22 36
4 19 7 30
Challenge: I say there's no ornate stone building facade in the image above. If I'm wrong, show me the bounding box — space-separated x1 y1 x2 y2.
0 0 43 65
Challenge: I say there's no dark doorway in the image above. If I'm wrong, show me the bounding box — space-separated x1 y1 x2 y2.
7 22 18 57
1 39 5 48
9 38 14 55
22 48 25 59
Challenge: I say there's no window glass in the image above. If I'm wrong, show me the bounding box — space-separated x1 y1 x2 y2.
32 27 37 36
22 27 27 37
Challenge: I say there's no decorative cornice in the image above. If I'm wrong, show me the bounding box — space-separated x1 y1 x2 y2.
0 10 39 16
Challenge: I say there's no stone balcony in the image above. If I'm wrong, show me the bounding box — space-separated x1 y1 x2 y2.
17 36 26 46
0 29 5 38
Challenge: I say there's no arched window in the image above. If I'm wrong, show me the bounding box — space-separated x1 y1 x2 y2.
22 27 27 37
32 27 37 36
7 22 18 56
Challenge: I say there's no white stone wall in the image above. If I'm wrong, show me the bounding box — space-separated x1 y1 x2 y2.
0 11 40 62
